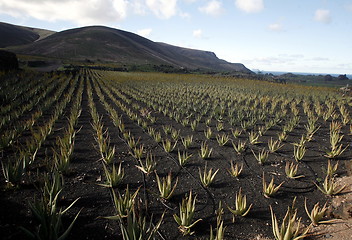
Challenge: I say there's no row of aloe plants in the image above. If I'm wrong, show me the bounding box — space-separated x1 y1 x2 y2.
90 70 349 239
1 71 84 239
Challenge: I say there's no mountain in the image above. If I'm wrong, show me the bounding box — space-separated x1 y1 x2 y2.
2 23 250 73
0 22 55 48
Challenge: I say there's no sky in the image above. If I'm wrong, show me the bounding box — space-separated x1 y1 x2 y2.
0 0 351 74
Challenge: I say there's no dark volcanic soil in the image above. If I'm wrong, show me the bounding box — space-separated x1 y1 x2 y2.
1 70 351 240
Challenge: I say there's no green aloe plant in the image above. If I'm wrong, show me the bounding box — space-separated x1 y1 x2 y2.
304 199 334 226
2 157 26 188
199 141 213 159
270 205 309 240
248 131 260 145
209 220 225 240
227 188 252 221
252 148 269 165
135 152 157 176
173 191 202 235
120 207 164 240
262 173 284 198
285 162 304 179
231 128 242 138
155 171 178 200
314 175 346 196
21 190 80 240
293 145 306 162
162 138 177 153
99 163 124 188
178 150 192 167
199 164 219 187
130 145 144 159
324 160 339 177
232 140 246 154
268 138 284 153
227 161 243 178
204 127 213 139
216 133 229 146
181 135 193 149
106 186 140 219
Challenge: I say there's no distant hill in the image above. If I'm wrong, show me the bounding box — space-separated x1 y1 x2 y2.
2 23 251 73
0 22 55 48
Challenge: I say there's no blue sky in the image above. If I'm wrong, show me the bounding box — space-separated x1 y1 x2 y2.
1 0 351 74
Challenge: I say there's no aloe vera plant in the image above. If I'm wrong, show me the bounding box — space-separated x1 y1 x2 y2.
106 186 140 218
304 199 334 226
126 135 139 149
199 141 213 159
135 152 157 175
178 150 192 166
248 131 260 145
231 128 242 138
216 133 229 146
190 120 198 131
285 162 304 179
227 161 243 178
199 164 219 187
314 175 346 196
181 135 193 149
227 188 252 221
21 188 80 240
162 138 177 153
216 122 224 131
293 145 306 162
42 170 64 205
324 160 339 177
251 148 269 165
2 157 26 188
270 205 309 240
99 163 124 188
163 125 173 135
268 138 284 153
324 144 347 159
209 220 225 240
277 131 288 142
152 131 162 143
232 140 246 154
173 191 202 235
120 206 164 240
130 144 144 159
262 173 284 198
155 171 178 200
204 127 213 139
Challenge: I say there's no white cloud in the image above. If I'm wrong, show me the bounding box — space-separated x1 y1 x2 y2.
268 23 283 32
137 28 152 38
199 0 224 16
146 0 178 19
179 11 191 18
0 0 181 24
130 0 147 15
311 57 329 61
245 54 306 67
314 9 331 24
235 0 264 13
345 4 352 12
193 29 203 38
0 0 129 25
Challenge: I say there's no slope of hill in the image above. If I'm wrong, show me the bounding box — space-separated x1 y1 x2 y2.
3 24 250 73
0 22 55 48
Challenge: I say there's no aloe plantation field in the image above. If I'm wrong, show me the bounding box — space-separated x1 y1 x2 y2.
1 69 351 240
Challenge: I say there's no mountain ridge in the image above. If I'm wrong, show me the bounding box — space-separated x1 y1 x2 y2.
1 23 251 73
0 22 55 48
